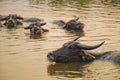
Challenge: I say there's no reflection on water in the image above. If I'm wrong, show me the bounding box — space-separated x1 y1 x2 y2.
64 30 85 36
48 61 120 80
29 32 49 39
0 0 120 80
48 63 87 78
30 34 42 39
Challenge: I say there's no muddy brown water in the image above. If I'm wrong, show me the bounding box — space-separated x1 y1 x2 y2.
0 0 120 80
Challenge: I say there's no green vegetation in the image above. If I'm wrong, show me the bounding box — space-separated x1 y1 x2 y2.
103 0 120 4
48 0 91 7
29 0 120 6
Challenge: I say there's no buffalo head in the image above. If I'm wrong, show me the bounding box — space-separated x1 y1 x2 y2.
53 17 84 31
64 17 84 31
24 22 49 35
47 37 105 63
0 14 23 28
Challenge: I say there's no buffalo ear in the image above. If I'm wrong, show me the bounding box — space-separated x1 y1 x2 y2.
24 26 30 29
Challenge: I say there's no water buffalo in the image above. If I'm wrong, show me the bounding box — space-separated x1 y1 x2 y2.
53 17 84 31
47 37 120 65
0 14 23 28
24 22 49 36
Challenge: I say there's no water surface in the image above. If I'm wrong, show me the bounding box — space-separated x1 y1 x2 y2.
0 0 120 80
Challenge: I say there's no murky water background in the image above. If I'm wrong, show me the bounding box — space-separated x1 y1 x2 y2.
0 0 120 80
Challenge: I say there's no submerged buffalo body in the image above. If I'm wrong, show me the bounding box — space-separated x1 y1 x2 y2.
23 18 43 23
47 38 120 65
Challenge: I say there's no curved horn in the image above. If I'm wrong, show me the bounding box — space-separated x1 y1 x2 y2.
72 36 80 42
76 41 105 50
